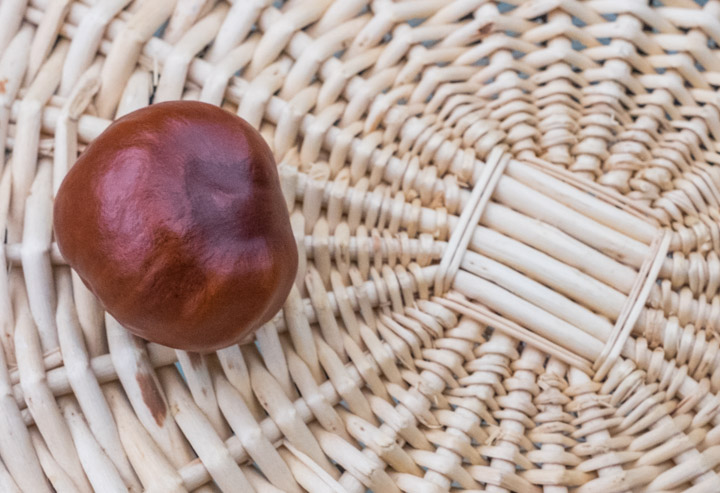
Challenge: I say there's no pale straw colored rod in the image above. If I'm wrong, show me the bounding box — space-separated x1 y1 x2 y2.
60 398 130 493
3 134 58 157
15 289 94 492
13 343 176 415
0 25 33 160
450 269 631 362
177 342 382 491
434 148 509 294
7 340 171 387
436 294 593 375
22 2 657 259
0 297 50 491
454 222 716 354
594 231 672 382
7 345 62 382
28 428 78 493
158 367 257 493
55 267 142 492
8 100 109 141
457 231 631 339
523 155 664 227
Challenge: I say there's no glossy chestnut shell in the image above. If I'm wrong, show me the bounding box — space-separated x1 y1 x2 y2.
54 101 298 352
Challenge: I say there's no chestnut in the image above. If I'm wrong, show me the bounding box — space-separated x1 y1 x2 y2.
54 101 298 352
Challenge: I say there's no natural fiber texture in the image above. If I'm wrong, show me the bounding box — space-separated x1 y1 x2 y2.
2 0 720 491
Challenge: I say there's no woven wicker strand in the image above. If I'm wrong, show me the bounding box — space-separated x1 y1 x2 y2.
4 0 720 491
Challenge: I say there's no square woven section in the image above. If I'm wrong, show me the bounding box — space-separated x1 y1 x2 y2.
2 0 720 491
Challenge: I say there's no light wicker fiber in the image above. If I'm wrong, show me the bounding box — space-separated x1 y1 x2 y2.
2 0 720 491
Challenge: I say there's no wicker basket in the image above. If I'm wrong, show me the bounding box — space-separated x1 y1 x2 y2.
2 0 720 491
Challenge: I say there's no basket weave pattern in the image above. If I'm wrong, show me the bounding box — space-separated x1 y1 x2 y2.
2 0 720 491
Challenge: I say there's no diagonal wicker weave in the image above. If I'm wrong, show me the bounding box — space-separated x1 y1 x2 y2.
2 0 720 491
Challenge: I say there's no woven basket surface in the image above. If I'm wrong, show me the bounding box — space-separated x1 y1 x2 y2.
3 0 720 491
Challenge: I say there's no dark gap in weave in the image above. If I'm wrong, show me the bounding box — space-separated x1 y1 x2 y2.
154 20 169 39
482 325 494 340
197 44 211 59
497 2 515 13
149 79 158 105
516 340 527 355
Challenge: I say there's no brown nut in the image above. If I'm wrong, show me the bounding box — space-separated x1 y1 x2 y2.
54 101 298 352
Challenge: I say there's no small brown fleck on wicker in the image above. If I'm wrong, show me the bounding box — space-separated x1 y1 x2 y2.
135 372 168 428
